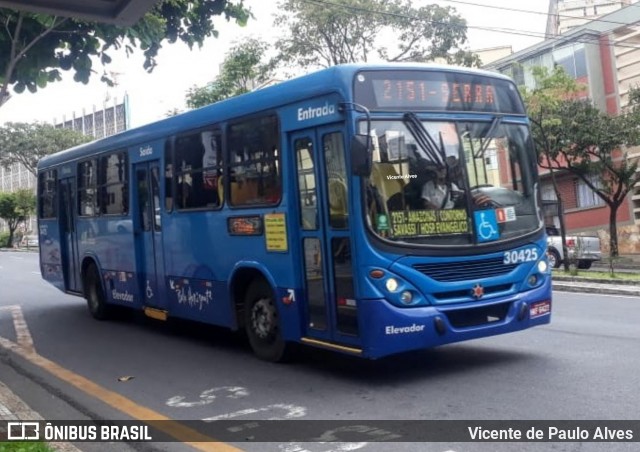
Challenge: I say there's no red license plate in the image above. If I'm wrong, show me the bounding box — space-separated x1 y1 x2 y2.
530 300 551 318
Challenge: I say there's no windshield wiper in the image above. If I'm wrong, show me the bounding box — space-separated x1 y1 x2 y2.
474 115 503 159
402 113 446 168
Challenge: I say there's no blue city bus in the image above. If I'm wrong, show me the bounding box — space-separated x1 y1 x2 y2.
37 63 551 362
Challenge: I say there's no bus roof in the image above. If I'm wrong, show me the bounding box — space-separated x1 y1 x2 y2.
37 63 513 170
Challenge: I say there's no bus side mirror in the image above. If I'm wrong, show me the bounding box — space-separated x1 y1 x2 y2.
351 135 371 177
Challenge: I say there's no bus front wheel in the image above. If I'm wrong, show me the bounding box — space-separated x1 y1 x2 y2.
244 279 290 362
85 264 112 320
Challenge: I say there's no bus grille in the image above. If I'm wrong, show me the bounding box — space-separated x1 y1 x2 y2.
413 257 518 282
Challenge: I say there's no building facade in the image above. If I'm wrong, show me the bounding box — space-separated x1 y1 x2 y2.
546 0 633 37
486 3 640 254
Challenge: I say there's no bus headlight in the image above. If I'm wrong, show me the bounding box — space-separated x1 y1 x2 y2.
400 291 413 304
385 278 399 292
366 267 428 307
537 260 549 274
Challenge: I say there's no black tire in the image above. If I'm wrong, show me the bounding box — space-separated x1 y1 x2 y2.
577 260 592 270
85 263 112 320
244 279 290 362
547 249 561 269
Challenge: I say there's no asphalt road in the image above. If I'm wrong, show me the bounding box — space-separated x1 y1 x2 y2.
1 250 639 452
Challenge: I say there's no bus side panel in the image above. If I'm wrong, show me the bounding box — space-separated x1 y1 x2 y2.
76 218 140 307
160 208 302 332
161 212 233 326
39 220 66 292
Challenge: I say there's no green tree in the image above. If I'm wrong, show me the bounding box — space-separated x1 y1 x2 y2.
552 99 640 259
0 1 250 107
186 37 272 108
522 66 640 260
273 0 480 69
0 122 91 176
520 66 584 271
0 189 35 247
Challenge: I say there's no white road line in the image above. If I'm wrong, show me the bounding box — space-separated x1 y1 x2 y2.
11 306 35 354
0 306 36 354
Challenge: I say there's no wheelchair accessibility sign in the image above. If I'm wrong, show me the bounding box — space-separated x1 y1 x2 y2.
474 210 500 242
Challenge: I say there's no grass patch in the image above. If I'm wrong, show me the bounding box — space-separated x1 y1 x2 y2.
552 269 640 281
0 442 56 452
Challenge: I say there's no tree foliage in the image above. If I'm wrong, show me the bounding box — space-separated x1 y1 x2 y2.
0 122 91 176
0 189 35 247
186 37 272 108
273 0 480 69
521 66 640 259
520 66 583 270
0 1 251 107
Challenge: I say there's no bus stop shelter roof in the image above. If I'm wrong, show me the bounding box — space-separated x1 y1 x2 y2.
0 0 159 25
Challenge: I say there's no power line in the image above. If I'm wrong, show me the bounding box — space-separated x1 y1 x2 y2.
300 0 640 52
439 0 636 29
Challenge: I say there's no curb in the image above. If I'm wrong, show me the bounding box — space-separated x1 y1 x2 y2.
552 275 640 286
551 279 640 296
0 381 82 451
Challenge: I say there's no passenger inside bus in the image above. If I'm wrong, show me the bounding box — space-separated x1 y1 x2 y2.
420 166 462 210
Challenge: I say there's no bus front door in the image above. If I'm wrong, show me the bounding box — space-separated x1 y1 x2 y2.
133 161 166 313
59 178 81 292
292 128 359 348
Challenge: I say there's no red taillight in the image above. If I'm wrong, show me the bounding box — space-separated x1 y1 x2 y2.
566 238 576 247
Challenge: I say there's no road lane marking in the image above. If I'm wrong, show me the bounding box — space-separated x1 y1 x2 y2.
10 305 35 353
0 306 242 452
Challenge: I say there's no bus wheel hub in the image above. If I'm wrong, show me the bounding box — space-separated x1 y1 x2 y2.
252 298 275 339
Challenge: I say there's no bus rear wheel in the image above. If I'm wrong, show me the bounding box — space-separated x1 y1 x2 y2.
85 264 112 320
244 279 290 362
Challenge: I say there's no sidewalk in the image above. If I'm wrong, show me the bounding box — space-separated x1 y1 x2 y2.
0 380 81 451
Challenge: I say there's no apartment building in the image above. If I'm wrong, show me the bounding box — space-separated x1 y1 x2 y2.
485 3 640 253
546 0 633 37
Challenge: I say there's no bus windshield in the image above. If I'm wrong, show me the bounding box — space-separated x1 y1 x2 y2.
363 118 540 245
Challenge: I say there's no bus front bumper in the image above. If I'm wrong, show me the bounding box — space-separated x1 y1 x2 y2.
358 280 551 359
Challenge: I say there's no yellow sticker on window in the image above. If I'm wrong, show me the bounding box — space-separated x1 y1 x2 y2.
264 213 288 252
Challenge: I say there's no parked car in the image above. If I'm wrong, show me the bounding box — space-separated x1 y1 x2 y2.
20 235 39 248
546 226 601 269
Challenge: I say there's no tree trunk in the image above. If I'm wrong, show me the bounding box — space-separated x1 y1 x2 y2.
549 167 571 271
609 204 619 258
557 197 571 271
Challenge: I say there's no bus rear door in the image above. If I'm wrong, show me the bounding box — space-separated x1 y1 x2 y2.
292 128 360 350
133 160 167 315
59 177 81 293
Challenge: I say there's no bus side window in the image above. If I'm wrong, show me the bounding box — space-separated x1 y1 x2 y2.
323 132 348 229
174 130 222 210
295 138 317 230
78 159 98 216
38 170 58 219
228 115 281 206
164 139 174 212
99 151 128 215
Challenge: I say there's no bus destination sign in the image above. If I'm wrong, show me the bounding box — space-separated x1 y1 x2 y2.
354 70 524 114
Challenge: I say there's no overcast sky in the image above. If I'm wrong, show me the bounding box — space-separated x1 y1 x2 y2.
0 0 550 128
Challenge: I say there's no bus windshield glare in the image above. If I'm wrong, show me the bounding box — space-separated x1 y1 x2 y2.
362 118 540 245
